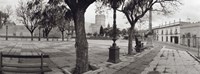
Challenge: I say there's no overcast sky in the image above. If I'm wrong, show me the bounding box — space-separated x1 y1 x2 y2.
0 0 200 29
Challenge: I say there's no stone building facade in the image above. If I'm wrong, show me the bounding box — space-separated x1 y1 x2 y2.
90 14 106 34
180 22 200 47
153 21 189 44
0 25 30 36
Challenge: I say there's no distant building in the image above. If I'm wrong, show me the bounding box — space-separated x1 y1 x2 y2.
89 14 106 34
85 22 92 33
0 22 30 36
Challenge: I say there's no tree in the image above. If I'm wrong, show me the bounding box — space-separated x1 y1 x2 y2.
0 11 8 28
121 0 181 54
64 0 97 73
16 0 43 41
121 28 127 36
103 27 111 37
52 4 72 41
39 0 62 41
108 28 121 37
99 25 104 36
3 5 13 40
0 5 12 28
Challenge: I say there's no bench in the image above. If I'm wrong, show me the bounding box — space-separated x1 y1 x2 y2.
0 52 52 74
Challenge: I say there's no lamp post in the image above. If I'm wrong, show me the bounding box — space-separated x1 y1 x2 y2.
107 4 121 63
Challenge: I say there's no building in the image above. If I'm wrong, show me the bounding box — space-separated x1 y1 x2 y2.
153 21 189 44
0 23 30 36
180 22 200 47
89 14 106 34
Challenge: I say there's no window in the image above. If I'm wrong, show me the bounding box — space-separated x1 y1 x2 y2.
175 29 178 35
161 30 163 35
166 30 168 35
170 29 172 35
166 36 168 42
157 35 159 40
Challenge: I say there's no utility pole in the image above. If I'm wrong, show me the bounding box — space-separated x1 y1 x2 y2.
146 7 153 47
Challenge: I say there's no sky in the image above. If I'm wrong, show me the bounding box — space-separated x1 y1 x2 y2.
0 0 200 30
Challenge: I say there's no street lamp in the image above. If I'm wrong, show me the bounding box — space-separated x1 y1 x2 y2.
107 2 121 63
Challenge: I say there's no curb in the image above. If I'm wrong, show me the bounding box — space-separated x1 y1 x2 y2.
186 51 200 63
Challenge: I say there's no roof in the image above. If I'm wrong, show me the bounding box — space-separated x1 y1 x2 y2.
153 22 190 30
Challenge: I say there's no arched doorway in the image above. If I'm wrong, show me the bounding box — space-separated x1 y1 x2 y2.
193 35 197 47
182 35 185 45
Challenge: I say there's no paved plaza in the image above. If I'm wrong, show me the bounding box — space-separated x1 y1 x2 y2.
142 47 200 74
0 39 136 74
0 39 200 74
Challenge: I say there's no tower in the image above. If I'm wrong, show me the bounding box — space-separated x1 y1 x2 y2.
92 14 105 34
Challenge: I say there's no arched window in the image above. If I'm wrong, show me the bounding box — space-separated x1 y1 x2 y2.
187 33 191 38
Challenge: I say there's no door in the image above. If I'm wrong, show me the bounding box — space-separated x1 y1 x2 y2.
174 36 179 44
171 36 173 43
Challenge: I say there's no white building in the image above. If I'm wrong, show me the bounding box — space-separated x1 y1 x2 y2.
153 21 189 44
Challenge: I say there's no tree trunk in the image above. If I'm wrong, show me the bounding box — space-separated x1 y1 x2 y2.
73 9 89 74
46 30 49 41
31 32 33 41
61 31 64 41
38 28 41 41
46 28 51 41
46 33 49 41
128 26 134 55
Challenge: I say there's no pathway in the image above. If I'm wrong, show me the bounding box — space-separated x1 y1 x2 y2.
142 47 200 74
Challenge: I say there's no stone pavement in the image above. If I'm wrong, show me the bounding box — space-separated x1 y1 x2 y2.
0 39 139 74
113 45 162 74
84 44 162 74
85 45 200 74
142 47 200 74
1 39 200 74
